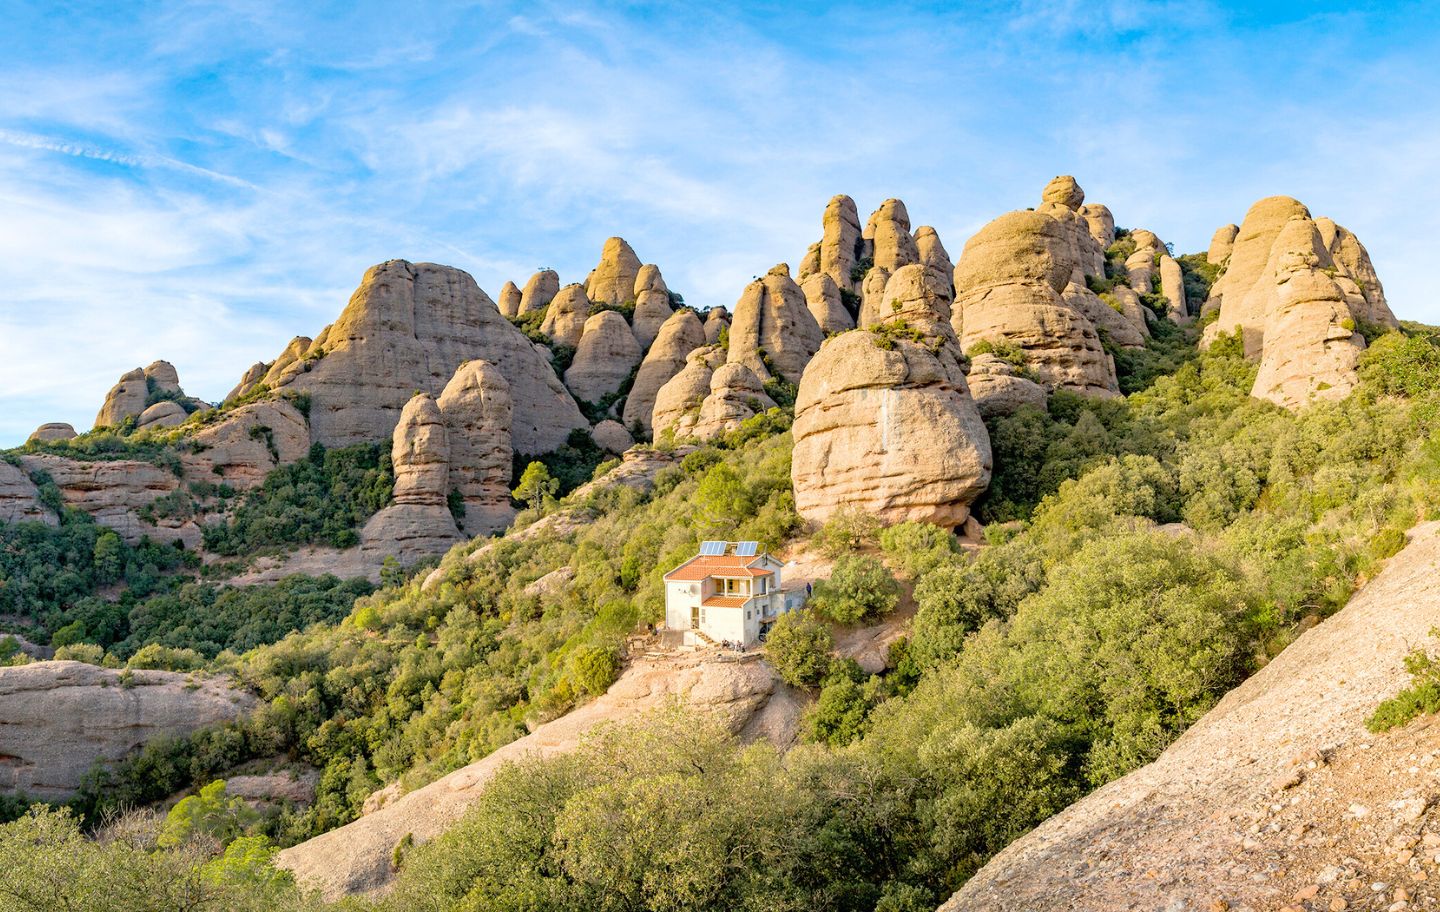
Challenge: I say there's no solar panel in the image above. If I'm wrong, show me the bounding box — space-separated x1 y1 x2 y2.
699 541 726 556
735 541 758 556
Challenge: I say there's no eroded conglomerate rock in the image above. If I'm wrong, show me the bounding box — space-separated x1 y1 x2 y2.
137 401 187 430
1079 203 1116 250
623 309 706 435
869 198 919 273
27 422 76 443
954 205 1118 397
966 353 1047 418
692 363 777 440
1078 283 1149 346
585 237 643 308
227 362 268 402
496 281 523 318
436 361 515 537
18 453 193 545
1039 176 1106 280
564 311 642 404
801 273 854 334
859 264 893 328
94 367 148 429
704 306 729 345
651 346 726 439
0 661 255 800
260 336 314 388
591 419 633 454
359 394 463 563
540 283 591 350
868 263 956 344
1124 229 1165 296
0 461 56 526
792 330 991 528
819 194 863 293
518 269 559 316
181 399 310 489
1208 222 1239 265
630 264 673 350
272 260 585 454
1159 253 1188 323
144 360 181 395
726 265 823 384
1203 196 1314 354
914 225 955 309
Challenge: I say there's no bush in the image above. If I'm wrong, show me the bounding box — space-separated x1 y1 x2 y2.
1369 637 1440 732
764 609 833 688
811 554 900 625
878 521 958 578
568 645 620 696
811 505 880 558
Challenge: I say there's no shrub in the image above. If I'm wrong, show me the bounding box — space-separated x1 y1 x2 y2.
1369 635 1440 732
765 609 833 688
811 505 880 557
568 645 620 696
1370 527 1408 560
878 521 958 579
811 554 900 625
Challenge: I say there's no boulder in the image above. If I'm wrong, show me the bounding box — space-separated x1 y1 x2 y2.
630 264 673 350
726 264 823 384
436 361 515 537
272 260 585 454
564 311 642 404
27 422 76 443
143 360 181 395
591 419 634 454
966 354 1047 418
1065 282 1148 348
1208 223 1238 265
93 367 148 429
801 273 854 334
622 309 706 435
703 306 729 345
692 363 777 440
181 399 310 489
18 453 194 545
585 237 642 308
359 395 462 564
868 264 957 347
227 362 268 402
1158 253 1187 323
797 242 821 281
1078 203 1115 250
859 265 893 329
652 346 725 439
0 661 255 800
915 225 955 308
868 198 919 273
260 336 314 387
820 194 863 293
518 269 560 316
1041 174 1085 210
136 401 187 430
792 330 992 528
0 461 56 526
540 283 591 350
496 281 523 318
1203 196 1312 353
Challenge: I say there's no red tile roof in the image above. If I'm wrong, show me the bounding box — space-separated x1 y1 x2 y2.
701 595 749 609
664 554 773 581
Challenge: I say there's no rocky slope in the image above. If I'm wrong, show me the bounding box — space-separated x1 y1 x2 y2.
943 522 1440 912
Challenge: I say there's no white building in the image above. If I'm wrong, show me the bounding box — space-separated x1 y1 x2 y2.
662 541 789 649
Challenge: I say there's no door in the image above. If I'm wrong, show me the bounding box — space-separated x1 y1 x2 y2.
691 605 700 628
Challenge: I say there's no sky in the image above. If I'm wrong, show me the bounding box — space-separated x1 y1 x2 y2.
1 0 1438 446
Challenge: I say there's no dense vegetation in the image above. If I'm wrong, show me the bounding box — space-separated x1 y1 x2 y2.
3 312 1440 910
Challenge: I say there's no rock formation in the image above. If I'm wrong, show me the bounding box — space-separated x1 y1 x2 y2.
435 361 515 537
0 661 255 800
496 281 523 318
866 264 956 345
1203 196 1314 355
630 264 673 350
915 225 955 309
358 394 463 563
704 306 729 345
259 336 314 388
1038 176 1106 280
965 354 1047 418
181 399 311 489
227 362 267 402
792 329 991 528
590 419 633 454
1208 223 1239 264
800 273 854 334
93 367 148 429
818 194 863 293
1078 203 1116 250
18 454 194 545
691 363 777 440
1078 283 1149 346
726 265 823 384
27 422 76 443
539 283 591 350
518 269 560 316
1158 253 1187 323
1125 229 1165 296
271 260 586 454
0 461 56 526
137 401 187 430
144 360 181 395
585 237 643 308
651 346 726 439
859 264 893 328
564 311 642 404
868 198 919 273
623 309 706 434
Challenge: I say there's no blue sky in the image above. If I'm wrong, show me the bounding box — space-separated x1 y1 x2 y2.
2 1 1438 446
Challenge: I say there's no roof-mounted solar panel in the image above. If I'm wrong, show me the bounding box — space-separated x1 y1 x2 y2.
699 541 726 556
735 541 758 556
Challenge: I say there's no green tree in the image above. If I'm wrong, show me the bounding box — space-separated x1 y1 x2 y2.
513 461 559 513
811 554 900 625
764 609 833 688
158 779 256 848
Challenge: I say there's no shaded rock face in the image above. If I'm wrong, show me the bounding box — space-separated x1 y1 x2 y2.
27 422 76 443
801 273 854 335
274 260 585 455
727 266 823 384
585 237 643 308
496 281 523 318
17 453 195 546
623 309 706 435
630 264 673 350
859 264 893 329
518 269 560 316
792 330 992 528
703 306 729 345
436 361 515 537
1125 229 1164 296
1203 195 1314 354
651 346 726 439
591 419 633 454
540 283 591 350
1208 222 1239 265
359 394 462 564
1314 216 1391 324
94 367 148 429
0 661 255 800
966 353 1047 418
954 206 1118 397
564 311 643 404
181 399 310 490
692 362 777 440
0 461 56 526
144 360 181 394
1077 282 1149 347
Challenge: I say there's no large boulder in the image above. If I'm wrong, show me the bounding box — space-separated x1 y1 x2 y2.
1124 229 1164 296
590 419 633 454
819 194 863 293
801 273 854 335
93 367 148 429
0 461 56 526
496 281 522 318
358 394 463 564
726 264 823 384
792 330 991 528
868 198 920 273
966 354 1047 418
136 400 187 430
564 311 643 404
1078 203 1115 250
1158 253 1187 323
144 360 181 395
691 363 777 440
540 283 591 350
651 346 725 439
272 260 585 454
436 361 515 537
622 309 706 435
0 661 255 800
703 306 729 345
585 237 643 308
1041 174 1085 210
181 399 310 489
27 422 76 443
868 264 957 347
630 264 673 350
1208 222 1238 265
518 269 559 316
